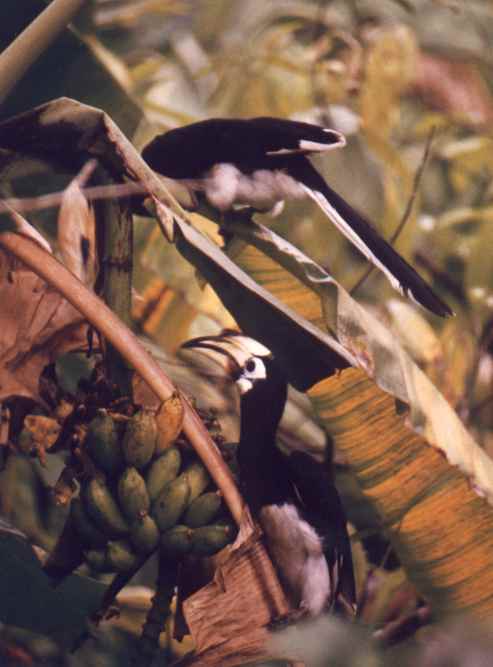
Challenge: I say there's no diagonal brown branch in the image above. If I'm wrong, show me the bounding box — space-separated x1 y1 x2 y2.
0 0 86 104
0 226 245 527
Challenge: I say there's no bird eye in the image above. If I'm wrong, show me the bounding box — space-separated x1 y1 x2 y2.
245 358 257 373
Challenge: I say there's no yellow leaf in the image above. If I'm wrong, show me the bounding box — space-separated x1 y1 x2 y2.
309 368 493 617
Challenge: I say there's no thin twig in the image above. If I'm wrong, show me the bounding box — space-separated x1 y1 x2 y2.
350 126 437 295
0 181 146 217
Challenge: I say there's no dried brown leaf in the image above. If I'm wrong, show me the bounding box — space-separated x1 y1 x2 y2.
179 530 291 667
58 163 97 286
0 242 87 404
156 392 185 452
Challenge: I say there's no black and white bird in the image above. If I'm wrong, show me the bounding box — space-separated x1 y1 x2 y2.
143 117 452 318
183 331 356 618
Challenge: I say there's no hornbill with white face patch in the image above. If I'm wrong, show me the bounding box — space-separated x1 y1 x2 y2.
183 331 356 618
143 117 452 318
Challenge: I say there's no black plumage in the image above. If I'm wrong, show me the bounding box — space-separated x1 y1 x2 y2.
142 117 344 178
143 117 452 318
183 332 356 617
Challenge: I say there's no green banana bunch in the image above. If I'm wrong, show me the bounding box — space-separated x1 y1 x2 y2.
122 409 157 469
66 408 236 575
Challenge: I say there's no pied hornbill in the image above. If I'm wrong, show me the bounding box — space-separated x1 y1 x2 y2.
142 116 452 318
183 331 356 617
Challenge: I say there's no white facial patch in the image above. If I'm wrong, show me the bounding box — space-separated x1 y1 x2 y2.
236 377 253 395
236 356 267 394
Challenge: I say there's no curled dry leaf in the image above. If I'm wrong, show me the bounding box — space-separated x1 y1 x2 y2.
178 529 291 667
0 238 88 404
156 392 185 453
57 164 98 287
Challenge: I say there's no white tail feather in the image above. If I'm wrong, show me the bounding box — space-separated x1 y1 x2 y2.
302 185 404 295
266 132 346 156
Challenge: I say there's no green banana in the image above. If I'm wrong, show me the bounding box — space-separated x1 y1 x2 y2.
118 467 150 521
122 409 157 469
106 540 139 572
83 478 129 538
191 524 235 556
85 411 123 475
84 548 110 573
70 497 108 548
130 515 160 554
146 447 181 502
184 491 222 528
183 461 210 502
151 474 190 532
160 525 193 558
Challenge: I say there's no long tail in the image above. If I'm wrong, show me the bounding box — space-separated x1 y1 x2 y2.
296 161 452 317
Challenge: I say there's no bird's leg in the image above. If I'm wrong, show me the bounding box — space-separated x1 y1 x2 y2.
194 192 217 219
217 207 256 243
224 206 257 226
218 211 233 244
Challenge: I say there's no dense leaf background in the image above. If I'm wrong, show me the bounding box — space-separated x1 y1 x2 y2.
1 1 493 665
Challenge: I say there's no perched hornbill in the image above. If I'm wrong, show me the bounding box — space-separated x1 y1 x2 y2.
143 117 452 318
183 331 356 618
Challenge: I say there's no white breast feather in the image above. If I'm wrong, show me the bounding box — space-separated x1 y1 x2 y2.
203 163 305 211
260 503 330 616
204 163 241 210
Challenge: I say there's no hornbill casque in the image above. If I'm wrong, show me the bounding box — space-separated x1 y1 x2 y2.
183 331 356 618
142 117 452 318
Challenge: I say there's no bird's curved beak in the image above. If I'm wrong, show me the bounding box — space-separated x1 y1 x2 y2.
181 330 270 386
182 334 243 380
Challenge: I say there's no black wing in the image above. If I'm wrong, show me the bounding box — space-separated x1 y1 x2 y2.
286 450 356 611
142 117 344 178
285 157 453 318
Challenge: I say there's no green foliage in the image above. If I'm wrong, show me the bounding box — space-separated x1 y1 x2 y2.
0 521 105 644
